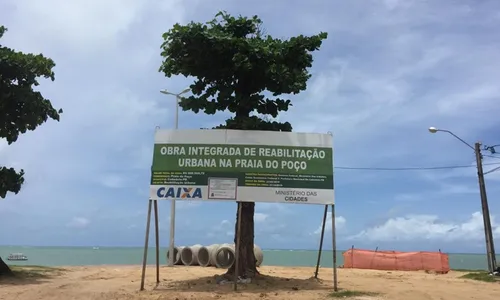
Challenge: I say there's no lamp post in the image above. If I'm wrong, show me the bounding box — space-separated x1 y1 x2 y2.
160 87 191 267
428 127 497 273
160 87 191 130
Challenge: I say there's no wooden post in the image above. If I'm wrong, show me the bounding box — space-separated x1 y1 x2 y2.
439 249 443 273
331 204 338 292
154 200 160 284
351 245 354 268
140 200 153 291
370 246 378 269
233 202 243 291
314 205 328 278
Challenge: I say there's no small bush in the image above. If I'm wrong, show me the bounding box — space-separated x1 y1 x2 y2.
460 272 497 283
329 289 380 298
10 265 63 279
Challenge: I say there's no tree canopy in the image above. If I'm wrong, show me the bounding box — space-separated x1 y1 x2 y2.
160 11 327 130
0 25 62 199
159 11 327 278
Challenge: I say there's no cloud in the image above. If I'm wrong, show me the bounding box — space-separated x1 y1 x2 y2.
209 212 269 237
1 0 500 250
66 217 90 229
313 213 346 234
1 0 187 55
208 219 234 239
256 203 290 214
349 212 500 242
99 174 126 189
254 213 269 223
176 201 202 210
282 0 500 174
418 156 500 185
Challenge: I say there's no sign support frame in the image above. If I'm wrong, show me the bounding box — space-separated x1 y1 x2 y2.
140 129 338 292
140 199 161 291
138 201 338 292
314 205 328 279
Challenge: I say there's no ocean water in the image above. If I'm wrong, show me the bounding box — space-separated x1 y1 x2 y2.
1 246 498 270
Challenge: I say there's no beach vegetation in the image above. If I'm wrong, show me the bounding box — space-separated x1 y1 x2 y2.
329 289 380 298
0 265 63 283
460 272 498 282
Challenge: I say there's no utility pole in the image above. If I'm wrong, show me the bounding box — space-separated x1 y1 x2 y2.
474 142 497 273
429 127 497 273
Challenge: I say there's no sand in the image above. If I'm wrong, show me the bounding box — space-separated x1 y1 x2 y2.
0 265 499 300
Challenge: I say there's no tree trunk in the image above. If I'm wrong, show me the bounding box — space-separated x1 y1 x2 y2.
0 256 12 276
225 202 259 279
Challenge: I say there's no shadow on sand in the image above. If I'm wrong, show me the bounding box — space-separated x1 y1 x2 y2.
153 273 333 295
0 265 65 285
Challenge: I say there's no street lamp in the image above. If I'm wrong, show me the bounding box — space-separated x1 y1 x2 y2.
160 87 191 129
428 127 475 150
160 87 191 267
428 127 497 273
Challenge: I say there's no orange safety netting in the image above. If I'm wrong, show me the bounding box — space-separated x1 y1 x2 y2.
342 248 450 273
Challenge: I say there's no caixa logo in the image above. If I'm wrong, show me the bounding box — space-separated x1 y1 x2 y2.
156 187 202 199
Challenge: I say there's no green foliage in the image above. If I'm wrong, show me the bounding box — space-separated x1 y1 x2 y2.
329 290 380 298
0 167 24 198
159 11 327 130
1 265 64 280
460 272 498 282
0 26 62 199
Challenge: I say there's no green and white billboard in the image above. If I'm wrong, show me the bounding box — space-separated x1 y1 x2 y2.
150 129 334 204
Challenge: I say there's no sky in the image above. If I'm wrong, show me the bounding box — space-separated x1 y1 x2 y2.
1 0 500 253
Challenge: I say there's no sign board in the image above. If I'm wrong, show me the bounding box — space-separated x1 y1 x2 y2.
149 129 334 205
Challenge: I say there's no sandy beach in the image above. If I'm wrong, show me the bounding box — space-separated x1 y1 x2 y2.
1 265 499 300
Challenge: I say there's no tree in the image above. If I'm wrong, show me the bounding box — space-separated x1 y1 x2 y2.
0 26 63 275
159 12 326 278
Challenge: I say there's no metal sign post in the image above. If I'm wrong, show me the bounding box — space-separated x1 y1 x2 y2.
233 202 243 291
331 204 338 292
154 200 160 284
140 200 161 291
314 205 328 278
140 200 153 291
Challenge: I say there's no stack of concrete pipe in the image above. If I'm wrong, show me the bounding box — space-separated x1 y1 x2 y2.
166 244 263 269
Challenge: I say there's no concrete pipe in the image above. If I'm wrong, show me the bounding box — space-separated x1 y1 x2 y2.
181 244 203 266
197 246 211 267
206 244 220 266
254 244 264 267
210 243 229 268
166 246 184 265
213 243 236 269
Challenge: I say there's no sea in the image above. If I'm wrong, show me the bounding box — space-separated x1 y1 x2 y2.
1 246 498 270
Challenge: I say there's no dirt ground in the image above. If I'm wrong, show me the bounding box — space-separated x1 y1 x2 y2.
1 265 499 300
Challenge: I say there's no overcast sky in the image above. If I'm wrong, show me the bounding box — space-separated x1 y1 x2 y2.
1 0 500 253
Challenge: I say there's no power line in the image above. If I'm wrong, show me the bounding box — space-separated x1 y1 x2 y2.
484 154 500 160
485 165 500 175
335 162 500 171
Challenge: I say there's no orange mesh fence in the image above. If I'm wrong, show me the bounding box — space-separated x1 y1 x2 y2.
343 248 450 273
